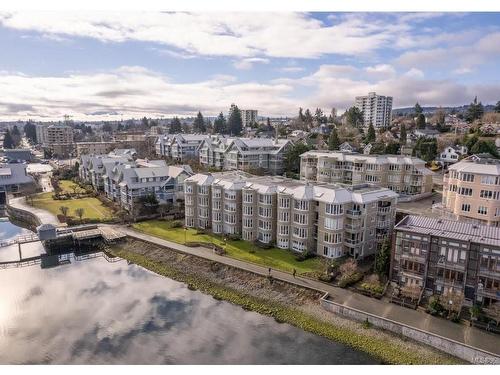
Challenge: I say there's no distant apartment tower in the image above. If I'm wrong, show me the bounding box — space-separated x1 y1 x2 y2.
240 109 258 127
390 215 500 309
184 172 398 259
355 92 393 128
300 150 433 202
35 123 49 145
45 124 74 144
441 154 500 227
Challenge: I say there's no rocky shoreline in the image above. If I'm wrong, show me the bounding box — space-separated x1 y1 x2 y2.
109 238 464 365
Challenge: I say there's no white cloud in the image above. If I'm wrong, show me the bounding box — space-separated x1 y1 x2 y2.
280 66 305 73
452 67 473 75
364 64 396 79
404 68 424 78
0 63 498 121
233 57 269 70
0 12 404 59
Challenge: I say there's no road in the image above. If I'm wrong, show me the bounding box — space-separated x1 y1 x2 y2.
117 225 500 357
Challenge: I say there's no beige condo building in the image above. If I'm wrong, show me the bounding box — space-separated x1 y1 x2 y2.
442 155 500 227
184 171 398 259
300 151 433 201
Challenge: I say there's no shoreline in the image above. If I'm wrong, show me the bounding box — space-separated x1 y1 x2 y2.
109 238 464 365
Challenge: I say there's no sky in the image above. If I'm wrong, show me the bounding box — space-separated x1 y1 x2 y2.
0 12 499 121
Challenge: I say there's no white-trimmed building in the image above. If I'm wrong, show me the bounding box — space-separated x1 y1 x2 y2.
184 171 398 259
355 92 393 128
155 134 209 161
300 150 433 201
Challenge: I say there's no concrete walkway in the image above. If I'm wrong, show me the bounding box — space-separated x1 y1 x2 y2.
8 196 60 226
119 226 500 357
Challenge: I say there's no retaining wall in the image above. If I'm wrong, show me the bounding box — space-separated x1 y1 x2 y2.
6 203 41 228
320 294 500 364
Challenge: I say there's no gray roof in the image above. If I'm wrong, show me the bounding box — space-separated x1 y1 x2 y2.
0 163 34 186
396 215 500 247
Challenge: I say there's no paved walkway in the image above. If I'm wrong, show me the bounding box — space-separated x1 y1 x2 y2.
8 196 60 226
118 226 500 357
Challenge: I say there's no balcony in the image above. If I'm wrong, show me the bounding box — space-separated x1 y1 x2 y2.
377 206 392 214
400 252 427 263
436 261 466 272
376 221 391 229
476 288 500 300
478 267 500 278
345 238 363 246
346 209 363 217
345 223 362 231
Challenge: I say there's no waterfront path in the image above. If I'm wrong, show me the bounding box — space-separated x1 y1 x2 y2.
8 196 59 226
119 226 500 357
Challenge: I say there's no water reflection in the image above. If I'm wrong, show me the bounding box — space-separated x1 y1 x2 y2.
0 221 377 365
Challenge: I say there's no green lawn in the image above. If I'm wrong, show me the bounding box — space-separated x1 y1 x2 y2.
132 220 322 275
31 192 114 221
58 180 86 194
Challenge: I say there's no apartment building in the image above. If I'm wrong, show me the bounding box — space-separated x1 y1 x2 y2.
79 151 192 211
198 135 292 174
184 172 398 259
102 160 193 211
42 124 75 158
355 92 393 128
300 150 433 201
35 123 49 145
441 155 500 227
75 141 120 157
240 109 258 127
391 215 500 309
0 163 35 204
155 134 209 161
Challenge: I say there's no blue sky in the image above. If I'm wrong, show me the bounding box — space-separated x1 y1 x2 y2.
0 12 499 120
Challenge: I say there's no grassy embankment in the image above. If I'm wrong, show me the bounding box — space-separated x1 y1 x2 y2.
132 220 322 275
31 193 114 222
109 245 463 365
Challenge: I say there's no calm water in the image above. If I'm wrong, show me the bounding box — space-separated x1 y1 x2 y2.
0 220 377 364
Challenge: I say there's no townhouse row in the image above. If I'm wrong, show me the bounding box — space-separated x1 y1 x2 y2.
300 150 434 201
391 215 500 309
184 171 398 259
155 134 291 175
79 149 192 212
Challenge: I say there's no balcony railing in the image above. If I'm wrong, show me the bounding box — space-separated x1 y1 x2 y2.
478 267 500 278
346 209 362 217
377 206 392 214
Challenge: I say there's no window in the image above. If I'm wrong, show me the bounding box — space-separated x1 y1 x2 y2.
243 205 253 216
325 204 343 215
278 211 289 222
279 197 290 208
258 220 272 230
224 202 236 212
212 212 222 221
278 225 289 235
243 193 253 203
185 196 193 205
259 207 272 218
293 213 308 225
224 190 236 200
243 218 253 228
212 189 222 198
213 200 221 210
481 175 500 185
259 194 272 205
478 206 488 215
185 185 193 193
224 213 236 224
324 217 342 230
293 227 308 238
461 204 471 212
258 232 271 243
460 173 474 182
294 200 309 211
198 186 209 194
480 190 500 200
324 232 342 244
458 187 473 196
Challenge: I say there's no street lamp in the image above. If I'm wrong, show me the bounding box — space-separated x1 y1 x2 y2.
184 227 188 244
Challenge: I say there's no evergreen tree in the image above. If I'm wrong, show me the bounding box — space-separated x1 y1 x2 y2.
375 238 391 278
304 109 313 125
385 142 400 155
400 124 407 145
470 140 499 157
413 137 437 162
193 111 206 133
298 107 305 122
345 106 364 127
416 113 426 129
141 116 149 128
495 101 500 113
227 104 243 136
169 117 182 134
328 127 340 150
366 123 376 143
414 102 423 115
11 125 21 146
283 143 312 177
213 112 227 134
465 96 484 123
2 130 15 149
24 120 37 144
314 108 324 124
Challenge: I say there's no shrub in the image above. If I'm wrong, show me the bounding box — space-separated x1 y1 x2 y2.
338 272 363 288
295 249 316 262
427 295 445 316
318 274 334 283
254 240 272 249
360 282 384 295
169 220 183 228
227 234 241 241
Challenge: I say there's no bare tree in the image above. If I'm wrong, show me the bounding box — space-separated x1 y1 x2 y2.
59 206 69 219
340 258 358 277
75 208 85 223
440 289 464 317
401 284 421 302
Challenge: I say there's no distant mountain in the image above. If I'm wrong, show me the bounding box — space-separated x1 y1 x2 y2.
393 104 496 116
